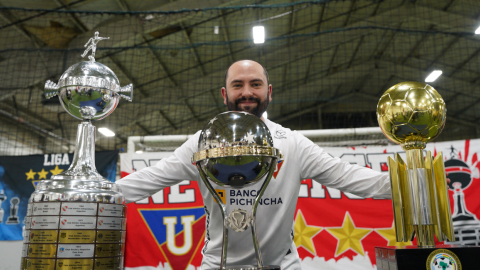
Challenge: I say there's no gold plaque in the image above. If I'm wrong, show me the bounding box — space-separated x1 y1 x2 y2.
95 244 122 257
20 257 27 270
27 244 57 258
94 257 121 270
25 258 56 270
59 230 96 243
57 259 94 270
96 231 122 243
29 230 59 243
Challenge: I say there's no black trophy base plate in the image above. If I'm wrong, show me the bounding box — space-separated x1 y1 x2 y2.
375 244 480 270
206 265 280 270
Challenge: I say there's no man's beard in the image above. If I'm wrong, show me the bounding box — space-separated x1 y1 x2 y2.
226 95 269 118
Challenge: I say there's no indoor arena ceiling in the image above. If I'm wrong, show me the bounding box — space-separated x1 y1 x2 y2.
0 0 479 154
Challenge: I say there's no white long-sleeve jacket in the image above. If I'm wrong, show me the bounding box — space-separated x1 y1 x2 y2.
116 119 391 269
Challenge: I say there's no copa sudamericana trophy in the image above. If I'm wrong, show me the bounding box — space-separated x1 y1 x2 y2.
374 82 472 270
192 111 281 270
20 32 133 270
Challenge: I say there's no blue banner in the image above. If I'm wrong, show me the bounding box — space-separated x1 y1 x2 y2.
0 151 118 240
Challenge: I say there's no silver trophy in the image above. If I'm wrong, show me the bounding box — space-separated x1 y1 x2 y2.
20 32 133 270
0 190 5 223
192 112 281 270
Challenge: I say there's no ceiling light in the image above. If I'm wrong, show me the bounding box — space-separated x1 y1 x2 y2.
262 111 268 119
425 70 442 82
475 26 480 34
135 150 143 154
253 26 265 44
98 128 115 137
214 26 219 34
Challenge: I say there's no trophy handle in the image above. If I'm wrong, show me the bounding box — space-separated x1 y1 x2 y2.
119 83 133 102
44 80 59 99
196 164 229 269
250 157 278 269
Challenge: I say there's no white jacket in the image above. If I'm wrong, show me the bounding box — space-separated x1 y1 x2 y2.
116 119 391 269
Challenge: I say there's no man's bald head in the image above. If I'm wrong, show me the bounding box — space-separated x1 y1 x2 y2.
224 60 269 87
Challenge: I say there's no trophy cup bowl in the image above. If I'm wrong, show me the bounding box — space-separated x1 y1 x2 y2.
45 61 133 121
377 81 446 148
20 33 132 270
192 111 281 270
194 111 277 188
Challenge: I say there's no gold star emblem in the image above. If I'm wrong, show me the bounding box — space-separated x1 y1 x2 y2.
294 210 322 255
25 169 36 180
37 169 49 180
326 212 372 256
50 166 64 176
376 222 412 247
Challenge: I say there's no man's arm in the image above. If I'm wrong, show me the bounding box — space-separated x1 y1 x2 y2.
296 132 391 199
116 131 201 203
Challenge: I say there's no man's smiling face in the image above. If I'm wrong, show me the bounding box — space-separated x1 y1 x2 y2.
221 60 272 118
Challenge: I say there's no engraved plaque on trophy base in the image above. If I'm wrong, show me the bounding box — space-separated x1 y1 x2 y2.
22 201 125 270
375 245 480 270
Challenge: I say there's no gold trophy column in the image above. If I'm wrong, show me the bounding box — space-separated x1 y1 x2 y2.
378 81 454 248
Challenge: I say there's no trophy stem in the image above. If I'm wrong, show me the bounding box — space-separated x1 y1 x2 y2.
405 149 435 248
52 120 104 180
197 165 229 269
250 157 278 269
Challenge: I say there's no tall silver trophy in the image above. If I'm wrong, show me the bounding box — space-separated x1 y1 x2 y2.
20 32 133 270
192 111 282 270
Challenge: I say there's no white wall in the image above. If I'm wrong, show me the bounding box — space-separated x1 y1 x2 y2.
0 241 22 270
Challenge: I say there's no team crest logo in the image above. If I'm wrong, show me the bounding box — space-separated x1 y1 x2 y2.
227 209 251 232
96 262 101 267
273 159 284 179
58 262 63 267
427 249 461 270
140 207 205 270
61 233 66 238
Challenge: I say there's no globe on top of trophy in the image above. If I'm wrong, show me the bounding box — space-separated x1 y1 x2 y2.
193 111 280 188
44 32 132 121
376 81 446 149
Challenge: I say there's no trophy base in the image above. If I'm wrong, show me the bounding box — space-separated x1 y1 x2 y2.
375 244 480 270
207 265 280 270
5 217 19 224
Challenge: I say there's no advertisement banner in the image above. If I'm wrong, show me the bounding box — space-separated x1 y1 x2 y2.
0 151 119 240
121 139 480 270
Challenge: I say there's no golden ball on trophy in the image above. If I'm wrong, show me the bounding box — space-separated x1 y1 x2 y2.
376 81 446 149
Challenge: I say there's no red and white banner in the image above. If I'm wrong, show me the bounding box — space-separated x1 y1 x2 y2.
120 139 480 270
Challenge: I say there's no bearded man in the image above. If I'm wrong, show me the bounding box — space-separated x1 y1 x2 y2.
116 60 391 269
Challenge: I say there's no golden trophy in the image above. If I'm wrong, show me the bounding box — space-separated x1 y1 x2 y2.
374 82 469 270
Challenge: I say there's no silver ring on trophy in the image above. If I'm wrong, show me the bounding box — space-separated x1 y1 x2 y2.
193 111 281 270
20 32 133 270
